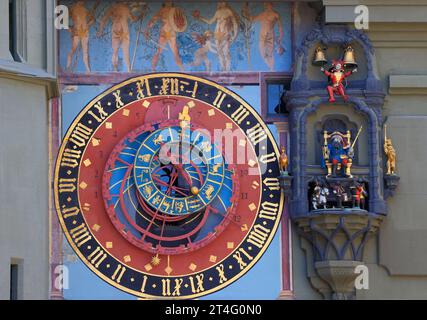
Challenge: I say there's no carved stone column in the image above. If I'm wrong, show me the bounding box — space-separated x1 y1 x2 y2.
274 121 294 299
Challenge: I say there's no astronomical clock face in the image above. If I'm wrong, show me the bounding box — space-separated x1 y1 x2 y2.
54 73 284 299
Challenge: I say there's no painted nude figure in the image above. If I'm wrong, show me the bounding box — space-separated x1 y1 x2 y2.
193 2 239 72
191 31 217 71
66 1 95 73
146 2 187 71
243 2 284 71
97 3 138 72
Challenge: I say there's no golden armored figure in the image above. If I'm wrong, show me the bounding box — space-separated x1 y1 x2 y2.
384 125 397 175
179 105 191 130
279 146 289 172
384 138 397 175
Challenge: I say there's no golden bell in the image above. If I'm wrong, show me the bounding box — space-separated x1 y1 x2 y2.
313 47 327 66
343 45 357 69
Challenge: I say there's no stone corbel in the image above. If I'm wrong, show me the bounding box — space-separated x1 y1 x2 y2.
384 174 400 199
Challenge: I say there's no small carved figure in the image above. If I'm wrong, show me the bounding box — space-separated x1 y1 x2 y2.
384 126 397 175
321 60 357 103
279 146 289 173
332 184 346 208
353 182 368 209
312 182 329 210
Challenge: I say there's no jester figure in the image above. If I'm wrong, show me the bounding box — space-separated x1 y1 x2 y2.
321 60 357 103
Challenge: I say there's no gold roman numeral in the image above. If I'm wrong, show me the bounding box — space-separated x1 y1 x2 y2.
162 278 183 297
136 79 152 99
61 149 81 168
259 152 277 164
70 223 92 247
61 206 79 219
247 224 271 249
247 123 267 146
189 274 205 294
231 105 250 124
258 201 279 221
88 102 108 123
58 178 76 193
213 91 226 108
263 178 280 191
140 275 148 293
69 123 93 148
232 248 254 270
216 264 227 284
113 90 124 109
111 264 126 283
87 246 107 268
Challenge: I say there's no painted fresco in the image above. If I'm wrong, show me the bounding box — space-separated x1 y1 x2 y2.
59 1 293 73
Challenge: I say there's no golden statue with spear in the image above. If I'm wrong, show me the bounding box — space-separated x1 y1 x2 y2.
384 125 397 175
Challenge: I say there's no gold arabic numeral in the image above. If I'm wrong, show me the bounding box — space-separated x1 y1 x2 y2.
232 248 254 270
87 102 108 123
247 224 271 249
113 90 125 109
212 91 226 108
58 178 76 193
258 201 279 221
70 223 92 247
87 246 107 268
263 177 280 191
216 264 227 284
61 149 81 168
246 123 268 146
189 274 205 294
111 264 126 283
61 206 79 219
231 105 250 125
69 123 93 148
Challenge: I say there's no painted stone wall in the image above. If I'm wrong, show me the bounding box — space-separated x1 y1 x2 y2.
59 1 293 73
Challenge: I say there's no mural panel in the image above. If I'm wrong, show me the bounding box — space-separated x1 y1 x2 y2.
59 1 293 73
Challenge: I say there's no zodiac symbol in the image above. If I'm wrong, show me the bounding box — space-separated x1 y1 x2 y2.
138 154 151 162
143 185 153 197
162 201 171 211
153 134 164 145
212 163 221 173
152 195 162 205
205 185 215 200
200 141 212 153
175 201 184 213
